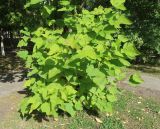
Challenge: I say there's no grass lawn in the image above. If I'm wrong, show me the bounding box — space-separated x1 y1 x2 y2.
0 91 160 129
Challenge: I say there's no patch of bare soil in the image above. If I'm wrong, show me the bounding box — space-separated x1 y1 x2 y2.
0 92 23 122
119 82 160 102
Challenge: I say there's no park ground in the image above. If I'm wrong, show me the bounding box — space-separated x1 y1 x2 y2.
0 52 160 129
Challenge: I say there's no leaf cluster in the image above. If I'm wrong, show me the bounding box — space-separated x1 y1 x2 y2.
18 0 141 118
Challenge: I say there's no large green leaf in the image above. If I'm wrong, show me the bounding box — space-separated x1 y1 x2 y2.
24 95 42 114
17 50 28 60
108 86 119 95
107 94 117 102
78 46 97 59
48 68 61 79
20 98 29 116
24 78 36 87
43 5 55 15
48 44 61 55
118 15 132 25
129 73 144 85
119 58 131 66
25 0 44 8
86 65 108 89
41 102 51 115
18 37 29 47
31 38 44 49
64 103 76 116
122 43 140 59
59 0 70 6
118 35 129 42
110 0 126 10
74 101 83 110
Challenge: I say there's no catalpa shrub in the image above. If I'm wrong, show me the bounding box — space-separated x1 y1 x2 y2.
18 0 143 118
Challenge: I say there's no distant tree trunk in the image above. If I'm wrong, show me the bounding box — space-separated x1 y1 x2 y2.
9 30 14 49
0 29 5 56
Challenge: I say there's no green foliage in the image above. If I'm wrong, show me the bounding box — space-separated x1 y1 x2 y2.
0 0 24 28
126 0 160 63
25 0 44 8
17 51 28 60
18 0 140 118
129 73 143 85
110 0 126 10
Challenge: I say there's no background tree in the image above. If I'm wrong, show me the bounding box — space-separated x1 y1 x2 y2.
0 0 24 56
126 0 160 64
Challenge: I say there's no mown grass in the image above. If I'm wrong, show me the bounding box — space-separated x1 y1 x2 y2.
114 92 160 129
0 91 160 129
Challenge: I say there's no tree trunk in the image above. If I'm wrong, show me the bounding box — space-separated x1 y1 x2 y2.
0 30 5 56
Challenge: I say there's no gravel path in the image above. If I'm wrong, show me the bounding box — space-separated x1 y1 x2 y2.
123 74 160 91
0 72 25 97
139 74 160 91
0 81 24 97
